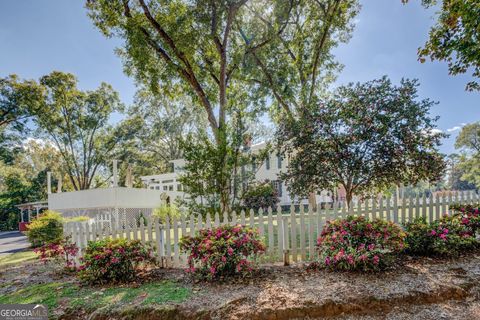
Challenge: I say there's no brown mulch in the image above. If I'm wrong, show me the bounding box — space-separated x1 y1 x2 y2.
2 253 480 319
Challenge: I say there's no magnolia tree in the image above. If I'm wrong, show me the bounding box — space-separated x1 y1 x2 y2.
277 77 447 205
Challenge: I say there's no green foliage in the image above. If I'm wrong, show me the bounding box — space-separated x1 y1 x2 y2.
0 74 45 132
77 238 156 284
28 71 136 190
153 204 182 224
0 281 190 313
409 0 480 91
454 122 480 189
26 210 64 247
86 0 359 211
404 216 477 256
242 182 279 211
447 154 477 190
181 225 266 280
278 77 446 204
179 123 270 214
317 216 406 271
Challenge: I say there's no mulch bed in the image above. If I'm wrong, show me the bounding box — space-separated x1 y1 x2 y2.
2 252 480 319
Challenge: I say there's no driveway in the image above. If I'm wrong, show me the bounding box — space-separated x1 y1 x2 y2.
0 231 30 256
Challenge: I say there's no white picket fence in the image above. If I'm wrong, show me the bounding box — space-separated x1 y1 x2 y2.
64 190 480 267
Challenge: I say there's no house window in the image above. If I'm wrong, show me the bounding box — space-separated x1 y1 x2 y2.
169 185 173 191
272 180 283 197
163 186 168 191
177 184 182 191
150 186 154 190
266 156 270 170
155 186 160 190
277 154 282 169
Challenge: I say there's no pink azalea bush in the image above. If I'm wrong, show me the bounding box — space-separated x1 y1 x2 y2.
34 236 78 272
77 238 156 284
180 225 266 280
450 203 480 235
316 216 406 271
405 215 477 256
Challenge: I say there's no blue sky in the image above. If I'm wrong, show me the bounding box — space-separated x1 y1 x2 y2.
0 0 478 154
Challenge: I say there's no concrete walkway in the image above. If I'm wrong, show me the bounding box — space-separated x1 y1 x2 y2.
0 231 30 256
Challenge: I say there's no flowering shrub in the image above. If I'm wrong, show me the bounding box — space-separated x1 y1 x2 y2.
404 215 477 256
180 225 266 280
27 210 64 247
77 239 156 284
450 203 480 235
316 216 406 271
34 236 78 271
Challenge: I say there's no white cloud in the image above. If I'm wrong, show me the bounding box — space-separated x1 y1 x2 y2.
446 123 466 133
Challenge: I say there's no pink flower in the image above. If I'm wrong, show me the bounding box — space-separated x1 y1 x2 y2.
227 247 234 255
373 255 380 265
367 244 375 251
325 256 331 265
210 266 216 274
443 228 449 234
221 256 227 263
430 230 436 236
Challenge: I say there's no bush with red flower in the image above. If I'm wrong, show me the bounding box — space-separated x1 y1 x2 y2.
77 239 156 284
34 236 78 272
316 216 406 271
450 203 480 235
180 225 266 280
405 215 477 256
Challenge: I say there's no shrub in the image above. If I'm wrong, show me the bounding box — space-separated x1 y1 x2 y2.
242 182 279 211
77 238 156 284
404 215 477 256
27 210 63 247
316 216 406 271
180 225 266 280
34 236 78 271
450 203 480 235
153 204 182 223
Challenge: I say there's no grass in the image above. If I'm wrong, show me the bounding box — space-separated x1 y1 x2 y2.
0 280 191 314
0 250 36 268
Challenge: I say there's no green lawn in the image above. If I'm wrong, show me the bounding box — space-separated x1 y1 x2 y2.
0 280 190 314
0 250 37 268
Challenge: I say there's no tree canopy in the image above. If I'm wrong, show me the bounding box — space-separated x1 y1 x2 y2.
277 77 447 204
405 0 480 91
454 122 480 189
30 71 136 190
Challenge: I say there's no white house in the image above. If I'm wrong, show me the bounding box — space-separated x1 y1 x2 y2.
140 142 334 207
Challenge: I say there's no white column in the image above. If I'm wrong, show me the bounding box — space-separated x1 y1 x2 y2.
57 175 62 193
20 209 24 223
47 172 52 194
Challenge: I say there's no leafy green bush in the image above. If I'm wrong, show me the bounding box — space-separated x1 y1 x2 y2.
404 215 477 256
317 216 406 271
77 238 156 284
181 225 266 280
153 204 182 223
242 182 279 211
26 210 64 247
